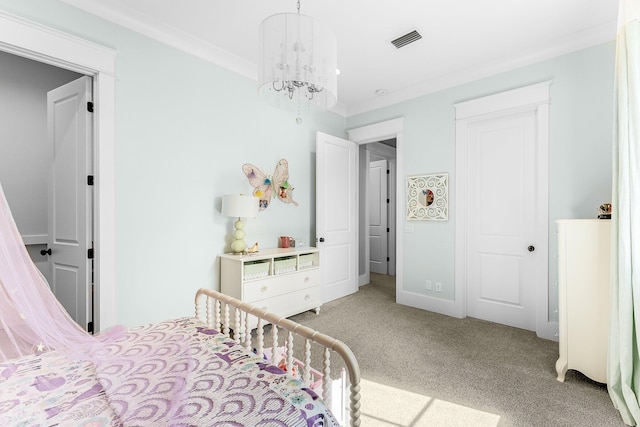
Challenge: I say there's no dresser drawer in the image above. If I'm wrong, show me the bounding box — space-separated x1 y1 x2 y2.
251 286 321 318
243 268 319 302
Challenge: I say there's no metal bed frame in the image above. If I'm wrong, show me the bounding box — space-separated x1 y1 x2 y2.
195 288 361 426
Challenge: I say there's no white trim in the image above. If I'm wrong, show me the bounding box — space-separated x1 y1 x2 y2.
346 22 614 116
348 118 404 301
397 291 462 318
0 10 117 332
61 0 614 118
362 149 371 286
454 82 551 338
455 81 552 120
22 234 48 245
366 142 397 159
60 0 254 80
348 118 404 144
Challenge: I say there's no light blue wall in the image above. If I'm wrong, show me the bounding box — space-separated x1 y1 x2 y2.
347 42 615 323
0 0 346 327
0 0 615 328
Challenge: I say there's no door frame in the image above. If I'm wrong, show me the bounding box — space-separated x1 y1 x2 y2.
347 118 404 296
0 10 117 332
454 81 553 340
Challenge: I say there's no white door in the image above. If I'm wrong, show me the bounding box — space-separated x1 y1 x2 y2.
369 159 387 274
465 111 537 331
316 132 358 302
47 76 93 331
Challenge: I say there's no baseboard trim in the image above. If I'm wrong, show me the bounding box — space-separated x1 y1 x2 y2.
537 320 559 342
396 289 463 319
398 288 559 341
359 273 369 287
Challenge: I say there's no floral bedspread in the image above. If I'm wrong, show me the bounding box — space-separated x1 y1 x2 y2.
0 317 339 426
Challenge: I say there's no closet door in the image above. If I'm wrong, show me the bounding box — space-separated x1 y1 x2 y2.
465 111 538 331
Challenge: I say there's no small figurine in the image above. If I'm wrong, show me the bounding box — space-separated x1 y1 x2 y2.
598 203 612 219
247 242 259 253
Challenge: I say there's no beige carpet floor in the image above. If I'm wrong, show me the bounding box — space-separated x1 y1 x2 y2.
290 273 623 427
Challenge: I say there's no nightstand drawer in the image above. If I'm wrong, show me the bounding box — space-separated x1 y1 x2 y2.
251 286 321 318
243 269 319 303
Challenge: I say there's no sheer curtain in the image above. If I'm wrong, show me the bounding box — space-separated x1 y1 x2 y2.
608 0 640 425
0 181 101 362
0 179 191 420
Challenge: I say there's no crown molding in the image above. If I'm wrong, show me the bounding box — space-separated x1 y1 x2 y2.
60 0 256 80
60 1 615 119
346 20 616 117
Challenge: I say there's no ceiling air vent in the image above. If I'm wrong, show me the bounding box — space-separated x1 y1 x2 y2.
391 30 422 49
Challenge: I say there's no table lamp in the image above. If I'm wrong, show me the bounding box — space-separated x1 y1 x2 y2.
222 194 259 254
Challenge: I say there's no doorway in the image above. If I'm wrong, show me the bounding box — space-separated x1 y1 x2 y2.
454 82 551 337
347 118 404 300
0 51 94 330
0 12 117 331
366 140 397 278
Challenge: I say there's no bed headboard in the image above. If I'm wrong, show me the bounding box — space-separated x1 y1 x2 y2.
195 288 361 426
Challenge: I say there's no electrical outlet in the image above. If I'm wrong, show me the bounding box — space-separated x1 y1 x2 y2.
435 282 442 292
425 280 432 290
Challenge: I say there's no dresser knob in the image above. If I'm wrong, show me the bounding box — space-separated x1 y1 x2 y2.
304 277 310 283
304 295 310 301
261 286 268 293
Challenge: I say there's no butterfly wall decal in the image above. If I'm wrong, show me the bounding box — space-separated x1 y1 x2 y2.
242 159 299 210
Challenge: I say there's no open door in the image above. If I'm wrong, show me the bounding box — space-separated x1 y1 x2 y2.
316 132 358 302
369 159 388 274
47 76 93 332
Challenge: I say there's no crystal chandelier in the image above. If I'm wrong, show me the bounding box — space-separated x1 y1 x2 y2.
258 0 337 123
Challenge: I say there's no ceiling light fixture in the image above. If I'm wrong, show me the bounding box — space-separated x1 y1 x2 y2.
258 0 337 124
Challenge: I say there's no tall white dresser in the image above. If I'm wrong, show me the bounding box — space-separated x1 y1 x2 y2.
556 219 611 383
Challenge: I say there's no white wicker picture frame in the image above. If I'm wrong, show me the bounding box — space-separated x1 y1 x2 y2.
406 173 448 221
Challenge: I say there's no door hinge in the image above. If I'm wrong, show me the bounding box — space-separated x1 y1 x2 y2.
87 175 94 186
387 169 390 174
87 101 94 113
387 198 390 204
88 248 94 259
387 227 390 232
387 257 390 262
87 321 94 334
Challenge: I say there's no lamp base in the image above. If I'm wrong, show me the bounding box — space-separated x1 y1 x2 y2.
230 239 247 254
230 218 247 254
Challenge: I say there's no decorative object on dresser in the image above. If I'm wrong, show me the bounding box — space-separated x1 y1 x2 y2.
406 173 449 221
280 236 294 248
220 247 321 329
556 219 611 383
221 194 260 254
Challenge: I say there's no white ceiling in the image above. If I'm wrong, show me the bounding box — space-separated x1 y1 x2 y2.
61 0 618 117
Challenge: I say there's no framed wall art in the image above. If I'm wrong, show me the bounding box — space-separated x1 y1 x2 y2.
406 173 448 221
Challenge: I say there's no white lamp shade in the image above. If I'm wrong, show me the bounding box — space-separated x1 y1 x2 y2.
258 12 337 112
222 195 259 218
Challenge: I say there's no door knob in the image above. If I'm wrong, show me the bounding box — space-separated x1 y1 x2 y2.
40 248 52 256
318 237 325 243
527 245 535 252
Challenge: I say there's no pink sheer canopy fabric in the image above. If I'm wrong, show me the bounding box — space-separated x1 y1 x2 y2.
0 181 192 422
0 181 100 362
